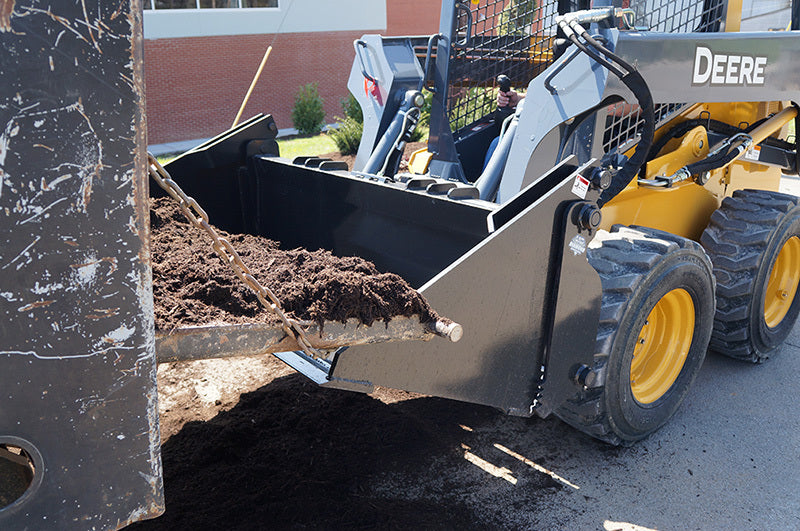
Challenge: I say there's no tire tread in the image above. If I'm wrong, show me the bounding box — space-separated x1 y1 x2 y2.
701 189 800 362
555 226 712 445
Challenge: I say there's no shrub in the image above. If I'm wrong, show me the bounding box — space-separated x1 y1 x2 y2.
418 89 433 128
341 94 363 123
291 83 326 135
499 0 537 36
409 123 427 143
328 116 363 156
449 87 497 131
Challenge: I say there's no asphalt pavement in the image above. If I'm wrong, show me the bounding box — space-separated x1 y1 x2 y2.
370 310 800 531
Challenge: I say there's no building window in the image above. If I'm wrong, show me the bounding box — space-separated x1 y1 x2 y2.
145 0 278 9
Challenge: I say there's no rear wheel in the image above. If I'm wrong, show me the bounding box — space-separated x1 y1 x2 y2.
700 190 800 362
555 226 715 445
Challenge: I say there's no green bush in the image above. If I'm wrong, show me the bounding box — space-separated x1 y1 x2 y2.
329 94 364 155
409 123 427 143
291 83 326 135
499 0 537 36
329 89 430 152
418 89 433 128
449 87 497 131
328 116 363 156
341 94 363 123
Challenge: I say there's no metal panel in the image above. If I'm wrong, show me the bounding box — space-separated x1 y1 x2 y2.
347 36 425 172
608 31 800 104
536 199 603 417
330 163 593 416
0 1 163 527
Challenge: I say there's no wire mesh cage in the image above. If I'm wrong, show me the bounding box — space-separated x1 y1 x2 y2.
603 0 727 153
627 0 726 33
447 0 581 137
445 0 727 147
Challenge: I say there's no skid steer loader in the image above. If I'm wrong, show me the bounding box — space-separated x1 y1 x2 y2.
169 0 800 446
3 0 800 527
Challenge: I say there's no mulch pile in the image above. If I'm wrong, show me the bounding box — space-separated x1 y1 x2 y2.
150 197 438 330
129 373 490 530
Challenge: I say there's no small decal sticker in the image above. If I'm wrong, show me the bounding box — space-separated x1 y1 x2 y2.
569 234 587 256
744 145 761 161
571 174 589 199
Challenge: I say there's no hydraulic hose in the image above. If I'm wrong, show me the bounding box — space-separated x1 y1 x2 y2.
684 149 742 176
556 17 625 78
555 9 656 207
597 71 655 206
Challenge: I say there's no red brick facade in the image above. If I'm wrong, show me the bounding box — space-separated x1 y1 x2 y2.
387 0 442 36
144 31 370 143
144 2 441 145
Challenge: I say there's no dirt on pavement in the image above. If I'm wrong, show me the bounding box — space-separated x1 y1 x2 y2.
131 351 575 531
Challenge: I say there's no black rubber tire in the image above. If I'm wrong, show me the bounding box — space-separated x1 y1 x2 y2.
555 226 716 445
700 189 800 363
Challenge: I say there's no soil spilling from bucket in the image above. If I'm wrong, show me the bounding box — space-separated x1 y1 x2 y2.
150 197 438 330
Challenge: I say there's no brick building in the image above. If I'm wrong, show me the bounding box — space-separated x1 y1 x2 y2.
143 0 441 145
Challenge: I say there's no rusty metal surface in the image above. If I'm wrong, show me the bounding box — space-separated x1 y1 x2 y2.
155 316 438 364
0 0 164 528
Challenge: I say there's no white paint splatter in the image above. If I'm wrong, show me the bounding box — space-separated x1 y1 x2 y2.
103 324 135 344
31 281 64 295
74 255 99 286
2 236 41 270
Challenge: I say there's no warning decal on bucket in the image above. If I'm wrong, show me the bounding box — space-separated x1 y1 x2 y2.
571 174 589 199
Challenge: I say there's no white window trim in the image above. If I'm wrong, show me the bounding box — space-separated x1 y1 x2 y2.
144 0 280 11
143 0 386 39
146 1 278 8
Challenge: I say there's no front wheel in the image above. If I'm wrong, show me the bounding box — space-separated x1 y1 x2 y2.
555 226 716 445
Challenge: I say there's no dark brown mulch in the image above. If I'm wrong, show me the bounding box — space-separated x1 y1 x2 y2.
150 197 438 331
130 373 496 531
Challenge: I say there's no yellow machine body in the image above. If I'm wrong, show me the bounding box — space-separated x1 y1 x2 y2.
600 102 790 240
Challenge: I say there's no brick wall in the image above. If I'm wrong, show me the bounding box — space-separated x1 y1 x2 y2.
386 1 441 35
144 1 442 145
144 31 374 144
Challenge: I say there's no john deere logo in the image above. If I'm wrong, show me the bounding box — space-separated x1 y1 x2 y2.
692 46 767 86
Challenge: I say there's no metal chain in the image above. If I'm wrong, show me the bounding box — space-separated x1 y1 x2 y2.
146 153 323 360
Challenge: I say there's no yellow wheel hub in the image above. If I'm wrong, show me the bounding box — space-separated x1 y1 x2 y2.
630 288 695 404
763 236 800 329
